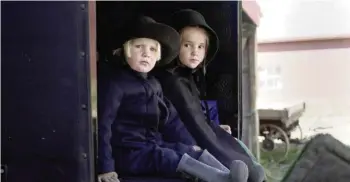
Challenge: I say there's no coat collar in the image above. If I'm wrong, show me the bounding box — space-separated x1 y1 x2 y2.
120 65 150 81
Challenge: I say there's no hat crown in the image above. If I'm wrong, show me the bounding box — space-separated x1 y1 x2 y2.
124 16 157 30
171 9 207 29
177 9 206 22
169 9 219 66
137 16 157 25
115 15 180 66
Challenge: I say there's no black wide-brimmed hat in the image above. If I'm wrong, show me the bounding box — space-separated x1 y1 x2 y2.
116 16 181 66
170 9 219 65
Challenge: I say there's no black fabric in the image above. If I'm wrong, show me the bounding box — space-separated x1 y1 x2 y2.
97 60 200 176
154 68 262 182
96 2 241 134
152 9 263 180
113 16 180 66
162 9 220 122
120 177 189 182
169 9 219 66
283 134 350 182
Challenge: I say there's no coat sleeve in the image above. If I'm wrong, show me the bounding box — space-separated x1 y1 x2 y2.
159 95 197 146
97 79 123 174
161 77 218 148
117 126 201 176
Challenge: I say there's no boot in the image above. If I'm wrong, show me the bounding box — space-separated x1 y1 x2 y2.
198 149 230 172
229 160 249 182
251 164 266 182
177 153 231 182
235 139 266 182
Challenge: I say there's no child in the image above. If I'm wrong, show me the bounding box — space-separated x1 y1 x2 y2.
153 9 266 182
97 16 248 182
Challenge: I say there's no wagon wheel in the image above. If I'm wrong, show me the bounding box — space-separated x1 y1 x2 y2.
259 124 290 163
289 123 304 144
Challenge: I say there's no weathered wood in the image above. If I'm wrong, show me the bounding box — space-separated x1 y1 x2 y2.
241 22 260 161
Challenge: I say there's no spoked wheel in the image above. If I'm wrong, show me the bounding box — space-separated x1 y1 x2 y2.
288 123 304 144
259 124 290 163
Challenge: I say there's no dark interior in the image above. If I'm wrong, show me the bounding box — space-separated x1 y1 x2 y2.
96 1 243 138
0 2 251 182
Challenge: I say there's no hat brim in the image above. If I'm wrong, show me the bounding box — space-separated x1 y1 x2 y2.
170 9 220 66
123 23 180 66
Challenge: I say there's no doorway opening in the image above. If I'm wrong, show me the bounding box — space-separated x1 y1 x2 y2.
93 1 242 136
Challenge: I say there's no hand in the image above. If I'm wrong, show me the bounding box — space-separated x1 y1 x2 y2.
220 125 232 134
98 172 120 182
192 145 202 151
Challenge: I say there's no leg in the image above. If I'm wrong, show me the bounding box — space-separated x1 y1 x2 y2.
234 139 266 182
177 153 231 182
198 149 230 172
230 160 249 182
198 150 249 182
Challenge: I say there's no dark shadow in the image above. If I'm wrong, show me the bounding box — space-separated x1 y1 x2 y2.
96 1 242 137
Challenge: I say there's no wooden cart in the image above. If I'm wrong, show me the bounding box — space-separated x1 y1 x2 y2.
258 101 306 162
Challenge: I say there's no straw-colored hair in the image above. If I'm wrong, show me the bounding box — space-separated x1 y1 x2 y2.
121 39 161 61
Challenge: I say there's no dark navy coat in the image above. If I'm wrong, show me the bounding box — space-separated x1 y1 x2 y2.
154 66 260 182
97 61 200 177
